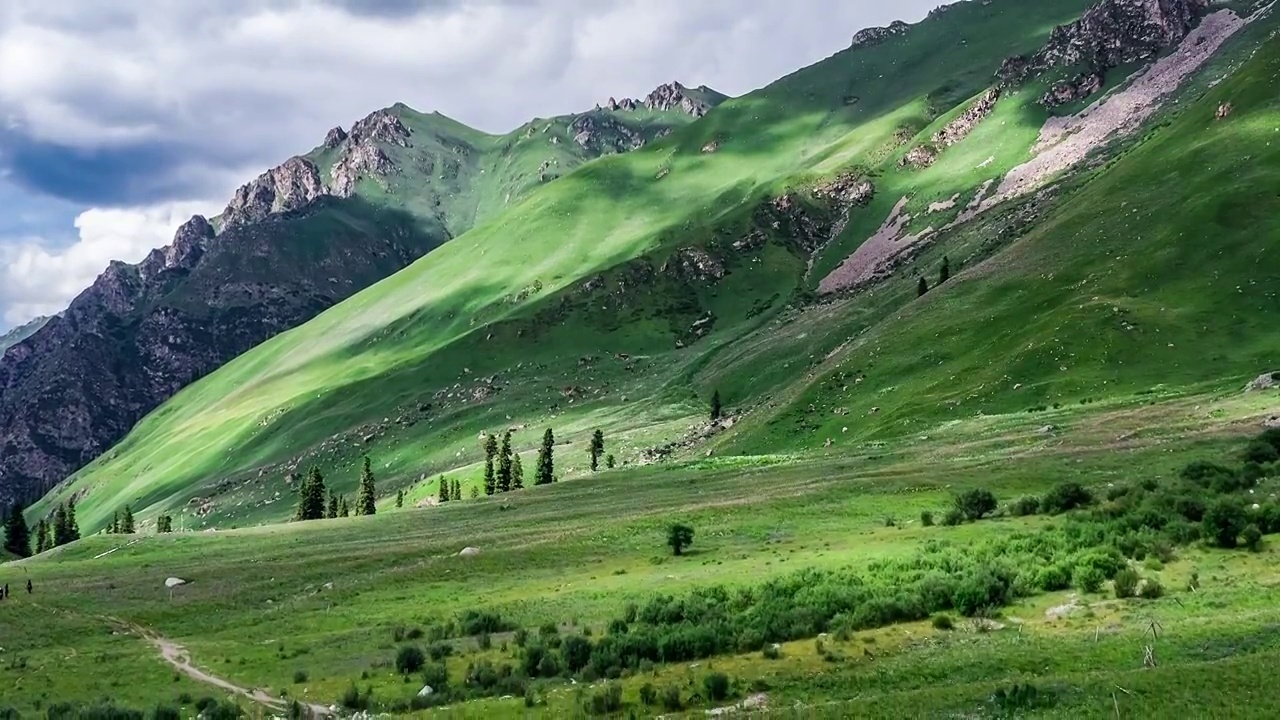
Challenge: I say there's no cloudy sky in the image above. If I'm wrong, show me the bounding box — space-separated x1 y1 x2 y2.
0 0 935 329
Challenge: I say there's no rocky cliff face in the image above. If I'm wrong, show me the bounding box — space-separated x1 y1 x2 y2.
603 81 723 118
0 194 446 508
1000 0 1209 106
851 21 910 49
0 316 52 357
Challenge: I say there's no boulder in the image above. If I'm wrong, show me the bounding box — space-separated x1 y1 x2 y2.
458 547 481 557
164 577 187 589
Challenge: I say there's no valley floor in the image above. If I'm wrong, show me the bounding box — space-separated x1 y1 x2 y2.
4 387 1279 718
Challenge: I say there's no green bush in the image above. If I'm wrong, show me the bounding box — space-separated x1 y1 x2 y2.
762 643 782 659
1204 497 1248 548
920 510 935 527
395 645 425 675
426 641 454 661
151 706 180 720
1073 565 1105 593
339 683 371 711
1041 482 1093 514
1035 563 1072 591
1010 496 1042 517
1242 523 1264 552
1112 568 1139 598
1244 439 1280 465
1138 578 1164 599
931 614 954 630
513 628 529 647
292 669 308 684
420 661 449 692
584 683 623 715
561 635 593 673
703 672 732 702
660 684 683 711
942 508 965 526
639 682 657 705
953 488 998 521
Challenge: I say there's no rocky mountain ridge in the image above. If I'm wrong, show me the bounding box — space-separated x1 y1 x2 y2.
601 81 725 118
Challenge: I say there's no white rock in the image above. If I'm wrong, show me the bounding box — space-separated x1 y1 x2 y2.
164 577 187 589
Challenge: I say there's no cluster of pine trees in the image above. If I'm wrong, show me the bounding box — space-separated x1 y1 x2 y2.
437 476 464 503
296 456 380 521
107 506 135 534
3 499 82 557
918 256 951 297
482 429 528 496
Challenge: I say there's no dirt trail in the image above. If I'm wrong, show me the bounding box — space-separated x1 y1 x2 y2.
116 619 332 717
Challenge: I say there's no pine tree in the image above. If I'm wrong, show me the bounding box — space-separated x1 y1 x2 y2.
483 433 498 496
438 476 450 503
536 428 555 485
917 276 929 297
606 454 616 469
497 431 514 492
357 456 377 516
156 515 172 534
110 510 120 534
3 502 31 558
396 489 405 508
452 479 462 501
327 490 339 519
939 256 951 284
121 505 135 534
53 503 70 546
339 497 350 517
589 429 605 472
711 390 723 421
66 498 80 541
35 518 50 553
297 466 328 521
512 454 525 490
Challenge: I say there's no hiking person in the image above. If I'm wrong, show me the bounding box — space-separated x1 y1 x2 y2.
26 579 32 594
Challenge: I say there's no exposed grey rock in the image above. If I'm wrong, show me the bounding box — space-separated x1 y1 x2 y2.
851 20 910 49
222 157 328 227
602 81 721 118
348 109 412 147
1245 372 1279 392
323 126 348 149
932 88 1002 148
331 141 397 197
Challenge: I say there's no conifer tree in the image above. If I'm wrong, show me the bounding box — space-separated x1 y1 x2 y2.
53 503 70 546
483 433 498 496
452 479 462 501
3 502 30 558
710 390 722 421
339 497 350 517
357 456 377 516
396 489 405 508
917 276 929 297
297 466 328 521
35 518 50 553
67 498 80 541
156 515 172 534
121 505 135 534
439 476 450 503
327 490 339 519
512 454 525 490
939 256 951 284
497 431 514 492
606 454 616 469
110 510 120 534
589 429 605 472
536 428 555 485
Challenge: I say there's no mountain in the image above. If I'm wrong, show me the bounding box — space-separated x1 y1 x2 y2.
0 86 724 509
27 0 1280 534
0 316 51 356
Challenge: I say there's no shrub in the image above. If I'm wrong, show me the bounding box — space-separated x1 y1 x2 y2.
1010 496 1042 517
1242 523 1264 552
561 635 593 673
953 566 1013 616
1112 568 1139 599
660 685 684 711
1041 481 1093 514
478 632 492 650
396 645 426 675
762 643 782 659
953 488 998 521
427 642 454 661
292 669 308 684
176 694 193 706
990 683 1053 712
513 628 529 647
668 523 695 555
931 614 954 631
942 508 965 526
539 621 560 638
339 683 371 711
1073 565 1105 594
1244 440 1280 465
607 618 629 635
459 609 514 636
584 683 623 715
421 661 449 692
920 510 934 527
1204 497 1248 548
703 672 732 702
151 706 180 720
639 682 658 706
1138 578 1164 599
1035 563 1072 591
1181 460 1238 486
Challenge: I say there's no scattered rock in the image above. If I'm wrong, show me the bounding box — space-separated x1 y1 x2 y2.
1215 101 1234 120
417 685 434 697
164 577 188 589
458 547 481 557
851 21 910 49
1245 372 1278 392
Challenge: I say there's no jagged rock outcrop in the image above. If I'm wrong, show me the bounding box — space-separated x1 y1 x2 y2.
348 109 413 147
998 0 1209 106
0 316 52 357
852 20 910 49
570 114 646 153
323 126 348 149
933 88 1002 148
0 198 447 509
222 157 328 227
604 81 721 118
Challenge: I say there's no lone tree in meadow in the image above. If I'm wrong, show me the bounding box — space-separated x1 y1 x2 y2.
438 476 451 503
3 502 31 558
357 456 377 516
953 488 998 521
35 518 51 553
512 454 525 490
917 276 929 297
396 489 405 508
121 505 135 534
667 523 695 556
939 256 950 284
710 390 723 422
498 431 514 492
536 428 555 485
484 433 498 496
296 466 328 521
589 430 605 472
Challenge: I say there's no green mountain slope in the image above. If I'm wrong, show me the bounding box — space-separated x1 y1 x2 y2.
38 0 1274 534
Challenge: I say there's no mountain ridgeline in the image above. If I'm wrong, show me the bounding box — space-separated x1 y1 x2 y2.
18 0 1280 535
0 83 723 508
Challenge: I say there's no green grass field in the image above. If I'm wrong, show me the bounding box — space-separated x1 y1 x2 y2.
8 2 1280 717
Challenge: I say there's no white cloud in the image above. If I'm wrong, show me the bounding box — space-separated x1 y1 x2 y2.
0 200 219 325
